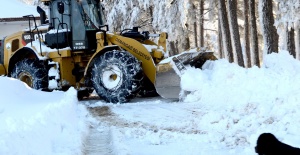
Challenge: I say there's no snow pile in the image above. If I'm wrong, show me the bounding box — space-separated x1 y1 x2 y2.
89 51 300 155
0 1 39 18
0 77 88 155
179 50 300 151
182 50 300 109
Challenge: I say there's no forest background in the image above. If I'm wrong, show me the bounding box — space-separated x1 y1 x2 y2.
23 0 300 68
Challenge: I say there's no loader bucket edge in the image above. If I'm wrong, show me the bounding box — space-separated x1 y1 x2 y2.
155 52 217 100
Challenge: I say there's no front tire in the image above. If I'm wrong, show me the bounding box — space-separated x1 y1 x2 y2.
91 50 143 103
138 77 159 97
11 59 48 90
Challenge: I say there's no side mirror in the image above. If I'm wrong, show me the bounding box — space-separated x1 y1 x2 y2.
57 2 64 14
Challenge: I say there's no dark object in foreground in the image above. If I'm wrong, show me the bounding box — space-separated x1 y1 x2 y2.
255 133 300 155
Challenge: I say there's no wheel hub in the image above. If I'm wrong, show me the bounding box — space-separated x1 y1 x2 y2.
101 65 123 90
18 71 33 87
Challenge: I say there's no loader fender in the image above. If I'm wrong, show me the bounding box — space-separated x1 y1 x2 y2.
8 47 40 76
84 45 121 77
0 64 5 75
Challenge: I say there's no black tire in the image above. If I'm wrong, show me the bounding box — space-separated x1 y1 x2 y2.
11 59 48 90
91 50 143 103
138 77 159 97
77 88 94 100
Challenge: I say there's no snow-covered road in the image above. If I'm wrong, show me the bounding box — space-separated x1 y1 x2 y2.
2 51 300 155
80 96 256 155
80 96 173 155
82 115 113 155
80 62 300 155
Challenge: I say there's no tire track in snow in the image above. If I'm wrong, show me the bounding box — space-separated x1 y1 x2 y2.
88 106 207 135
82 106 113 155
81 99 207 155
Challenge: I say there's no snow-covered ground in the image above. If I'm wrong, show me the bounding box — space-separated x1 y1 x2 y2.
0 79 88 155
1 51 300 155
0 1 39 18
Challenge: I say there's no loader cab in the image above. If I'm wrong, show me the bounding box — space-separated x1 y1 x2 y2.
44 0 105 51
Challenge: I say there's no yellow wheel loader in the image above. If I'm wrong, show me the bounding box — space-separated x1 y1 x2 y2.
0 0 216 103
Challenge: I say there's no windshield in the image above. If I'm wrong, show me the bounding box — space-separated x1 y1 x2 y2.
77 0 105 30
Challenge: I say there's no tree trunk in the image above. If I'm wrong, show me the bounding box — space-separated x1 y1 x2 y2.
199 0 204 47
193 3 198 47
184 24 191 50
259 0 279 54
244 0 251 68
250 0 260 67
169 41 177 56
296 28 300 60
218 18 224 58
227 0 244 67
287 27 296 58
218 0 234 62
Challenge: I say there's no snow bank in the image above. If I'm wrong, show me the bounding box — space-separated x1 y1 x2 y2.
0 77 88 155
92 51 300 155
0 1 39 18
182 50 300 109
180 50 300 150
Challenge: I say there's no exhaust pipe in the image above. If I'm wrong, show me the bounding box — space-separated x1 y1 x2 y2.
37 6 46 25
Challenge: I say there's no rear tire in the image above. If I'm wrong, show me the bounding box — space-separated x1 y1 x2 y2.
91 50 143 103
11 59 48 90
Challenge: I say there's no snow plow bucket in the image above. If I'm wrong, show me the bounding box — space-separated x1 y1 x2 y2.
155 52 217 100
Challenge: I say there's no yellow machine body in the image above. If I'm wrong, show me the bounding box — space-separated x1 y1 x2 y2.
0 25 167 89
0 0 216 102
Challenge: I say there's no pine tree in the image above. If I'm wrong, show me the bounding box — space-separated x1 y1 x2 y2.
243 0 251 67
199 0 204 47
218 18 224 59
297 28 300 59
218 0 234 62
287 27 296 58
249 0 260 67
227 0 244 67
259 0 279 54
